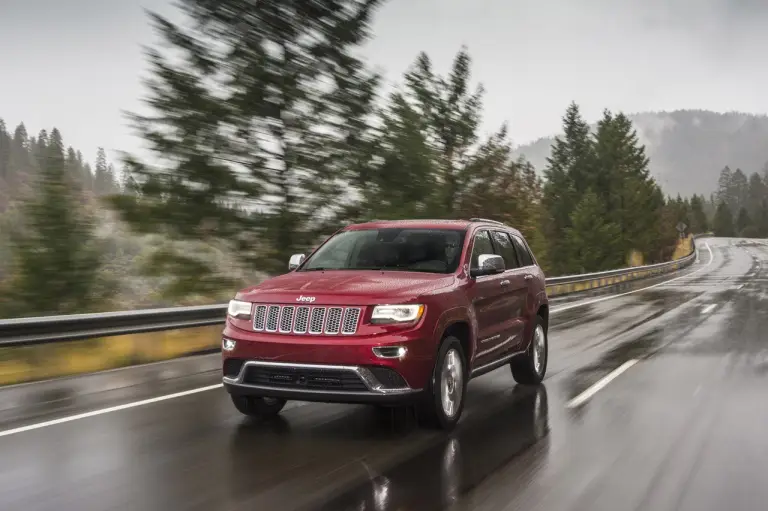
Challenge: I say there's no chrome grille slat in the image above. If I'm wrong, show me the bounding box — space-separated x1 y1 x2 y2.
253 305 267 331
266 305 280 332
251 305 361 335
325 307 343 334
294 306 310 334
279 306 295 333
309 307 326 334
342 308 361 334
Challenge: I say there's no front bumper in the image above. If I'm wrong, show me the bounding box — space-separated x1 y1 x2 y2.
223 360 424 404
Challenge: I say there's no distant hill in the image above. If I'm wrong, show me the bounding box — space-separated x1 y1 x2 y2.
512 110 768 197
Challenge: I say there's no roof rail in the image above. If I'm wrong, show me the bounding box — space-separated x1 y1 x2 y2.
469 217 505 225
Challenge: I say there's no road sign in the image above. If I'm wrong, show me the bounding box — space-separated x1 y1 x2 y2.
676 222 687 233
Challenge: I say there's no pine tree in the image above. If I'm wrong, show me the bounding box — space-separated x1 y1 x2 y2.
3 128 108 317
747 172 766 221
717 166 734 211
564 191 623 273
594 111 659 262
65 147 84 189
351 88 438 221
655 194 684 261
93 147 115 196
0 120 11 212
0 119 10 183
111 0 383 297
730 168 748 214
9 123 31 187
689 194 709 233
355 47 521 228
34 130 48 163
736 207 751 235
713 201 735 237
541 102 592 275
390 47 487 215
758 199 768 237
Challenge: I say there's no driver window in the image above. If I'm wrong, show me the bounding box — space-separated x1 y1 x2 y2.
470 230 494 269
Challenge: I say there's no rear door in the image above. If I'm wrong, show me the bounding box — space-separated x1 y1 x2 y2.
466 229 509 368
510 233 540 345
488 230 528 355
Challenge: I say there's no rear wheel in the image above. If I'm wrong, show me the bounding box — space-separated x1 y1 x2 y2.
231 395 287 418
419 336 467 431
511 315 548 384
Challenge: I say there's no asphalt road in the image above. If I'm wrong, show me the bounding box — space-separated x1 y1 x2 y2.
2 237 767 511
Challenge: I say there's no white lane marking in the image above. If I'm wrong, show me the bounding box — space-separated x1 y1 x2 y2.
737 284 745 290
552 242 714 315
0 384 223 439
701 304 716 314
566 359 638 408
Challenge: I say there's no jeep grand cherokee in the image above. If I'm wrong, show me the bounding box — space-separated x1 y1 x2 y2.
221 218 549 430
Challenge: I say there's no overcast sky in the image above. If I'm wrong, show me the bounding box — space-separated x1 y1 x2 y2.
3 0 768 167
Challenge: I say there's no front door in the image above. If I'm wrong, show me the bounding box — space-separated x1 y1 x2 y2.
490 230 528 355
467 229 511 368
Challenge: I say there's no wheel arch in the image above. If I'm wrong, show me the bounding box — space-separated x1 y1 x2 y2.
537 303 549 332
442 321 472 372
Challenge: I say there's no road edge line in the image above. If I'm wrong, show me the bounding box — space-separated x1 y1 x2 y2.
0 383 223 439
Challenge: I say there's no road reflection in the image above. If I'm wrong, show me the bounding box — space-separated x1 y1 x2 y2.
315 384 550 511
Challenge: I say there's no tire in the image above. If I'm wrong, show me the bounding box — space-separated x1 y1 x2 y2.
418 336 467 431
231 395 287 418
511 315 548 385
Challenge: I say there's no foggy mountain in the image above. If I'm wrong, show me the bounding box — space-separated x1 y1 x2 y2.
512 110 768 198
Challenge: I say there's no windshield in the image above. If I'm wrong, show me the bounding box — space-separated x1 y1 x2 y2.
301 228 467 274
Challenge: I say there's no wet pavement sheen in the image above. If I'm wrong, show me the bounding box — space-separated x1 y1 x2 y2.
3 238 768 510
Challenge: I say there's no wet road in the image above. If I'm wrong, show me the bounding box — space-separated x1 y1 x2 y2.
2 237 768 511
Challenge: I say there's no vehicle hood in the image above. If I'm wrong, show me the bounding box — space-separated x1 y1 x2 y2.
236 270 456 305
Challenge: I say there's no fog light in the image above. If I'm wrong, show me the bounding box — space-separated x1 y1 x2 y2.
222 338 236 352
373 346 407 359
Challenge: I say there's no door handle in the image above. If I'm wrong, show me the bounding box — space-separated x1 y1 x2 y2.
500 280 510 286
524 274 533 281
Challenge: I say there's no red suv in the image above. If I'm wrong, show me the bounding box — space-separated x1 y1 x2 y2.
221 219 549 430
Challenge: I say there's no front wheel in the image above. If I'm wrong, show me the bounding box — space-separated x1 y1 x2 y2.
231 395 287 418
510 315 548 384
419 336 467 431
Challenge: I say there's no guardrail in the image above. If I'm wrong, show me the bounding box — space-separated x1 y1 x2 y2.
0 238 701 349
545 238 698 296
0 304 228 348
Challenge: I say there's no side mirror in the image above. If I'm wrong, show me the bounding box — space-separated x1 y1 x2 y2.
288 254 306 271
470 254 505 277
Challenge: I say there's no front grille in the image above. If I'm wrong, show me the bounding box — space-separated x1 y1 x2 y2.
242 366 368 392
252 305 362 335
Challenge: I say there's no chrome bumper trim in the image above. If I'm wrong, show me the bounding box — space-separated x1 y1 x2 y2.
223 360 419 395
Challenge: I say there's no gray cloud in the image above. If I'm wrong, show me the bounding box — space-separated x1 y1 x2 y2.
2 0 768 163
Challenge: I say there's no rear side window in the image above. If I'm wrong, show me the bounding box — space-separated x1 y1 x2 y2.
491 231 520 270
470 230 494 268
511 234 535 267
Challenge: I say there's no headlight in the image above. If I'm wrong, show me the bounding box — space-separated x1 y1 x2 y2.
371 304 424 324
227 300 252 320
